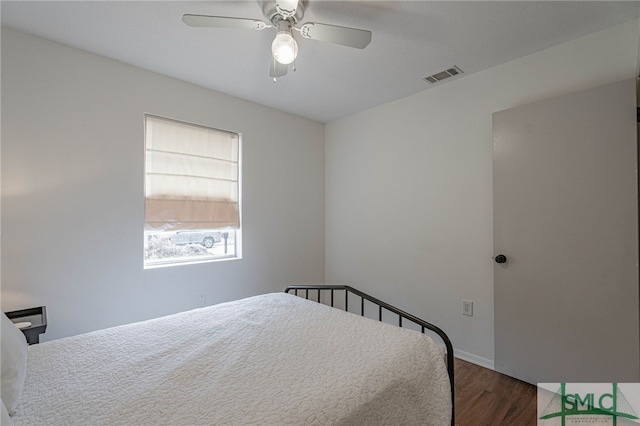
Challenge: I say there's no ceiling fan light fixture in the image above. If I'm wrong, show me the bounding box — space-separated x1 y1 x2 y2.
272 30 298 65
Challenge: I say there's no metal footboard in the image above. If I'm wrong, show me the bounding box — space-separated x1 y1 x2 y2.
284 285 455 426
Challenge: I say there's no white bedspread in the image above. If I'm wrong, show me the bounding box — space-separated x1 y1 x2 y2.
13 293 451 425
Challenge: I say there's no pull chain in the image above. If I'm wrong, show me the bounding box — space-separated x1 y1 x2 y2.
273 56 277 82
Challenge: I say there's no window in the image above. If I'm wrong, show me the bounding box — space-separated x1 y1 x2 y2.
143 115 241 267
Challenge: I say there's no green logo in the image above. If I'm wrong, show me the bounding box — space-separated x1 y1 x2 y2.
539 383 639 425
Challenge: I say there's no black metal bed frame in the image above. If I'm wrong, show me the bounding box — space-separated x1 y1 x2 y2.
284 285 455 426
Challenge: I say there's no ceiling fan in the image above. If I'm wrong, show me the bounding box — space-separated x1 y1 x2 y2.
182 0 372 80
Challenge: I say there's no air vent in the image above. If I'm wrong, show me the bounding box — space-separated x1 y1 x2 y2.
423 66 463 84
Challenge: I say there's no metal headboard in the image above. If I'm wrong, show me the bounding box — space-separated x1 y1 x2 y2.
284 285 455 426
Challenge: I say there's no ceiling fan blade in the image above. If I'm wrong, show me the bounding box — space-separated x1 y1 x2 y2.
182 14 270 30
269 58 288 78
298 22 372 49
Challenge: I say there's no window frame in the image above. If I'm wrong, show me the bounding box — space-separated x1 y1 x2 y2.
143 114 242 269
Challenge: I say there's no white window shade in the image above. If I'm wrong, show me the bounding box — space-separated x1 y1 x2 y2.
145 115 240 231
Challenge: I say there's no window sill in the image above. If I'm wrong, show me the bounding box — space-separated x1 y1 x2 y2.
144 255 242 269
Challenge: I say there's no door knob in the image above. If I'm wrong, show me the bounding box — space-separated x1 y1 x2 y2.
495 254 507 264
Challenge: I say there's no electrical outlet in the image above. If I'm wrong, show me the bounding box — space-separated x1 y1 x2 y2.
197 294 206 308
462 300 473 317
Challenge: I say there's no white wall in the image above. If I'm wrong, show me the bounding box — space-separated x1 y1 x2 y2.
325 20 639 367
3 20 639 364
1 28 325 341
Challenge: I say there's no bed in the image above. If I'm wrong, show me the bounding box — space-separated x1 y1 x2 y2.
1 285 454 425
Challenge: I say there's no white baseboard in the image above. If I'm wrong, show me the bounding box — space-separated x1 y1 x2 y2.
454 348 494 370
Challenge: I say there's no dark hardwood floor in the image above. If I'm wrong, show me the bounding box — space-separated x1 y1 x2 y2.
454 358 537 426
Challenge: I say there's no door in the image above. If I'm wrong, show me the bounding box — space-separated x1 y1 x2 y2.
493 78 639 384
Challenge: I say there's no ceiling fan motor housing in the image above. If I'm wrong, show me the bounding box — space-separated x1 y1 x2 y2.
261 0 306 25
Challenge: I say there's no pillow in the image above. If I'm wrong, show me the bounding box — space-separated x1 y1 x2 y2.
1 400 12 426
1 313 27 415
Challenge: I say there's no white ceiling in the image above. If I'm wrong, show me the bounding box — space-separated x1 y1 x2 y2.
2 1 638 123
